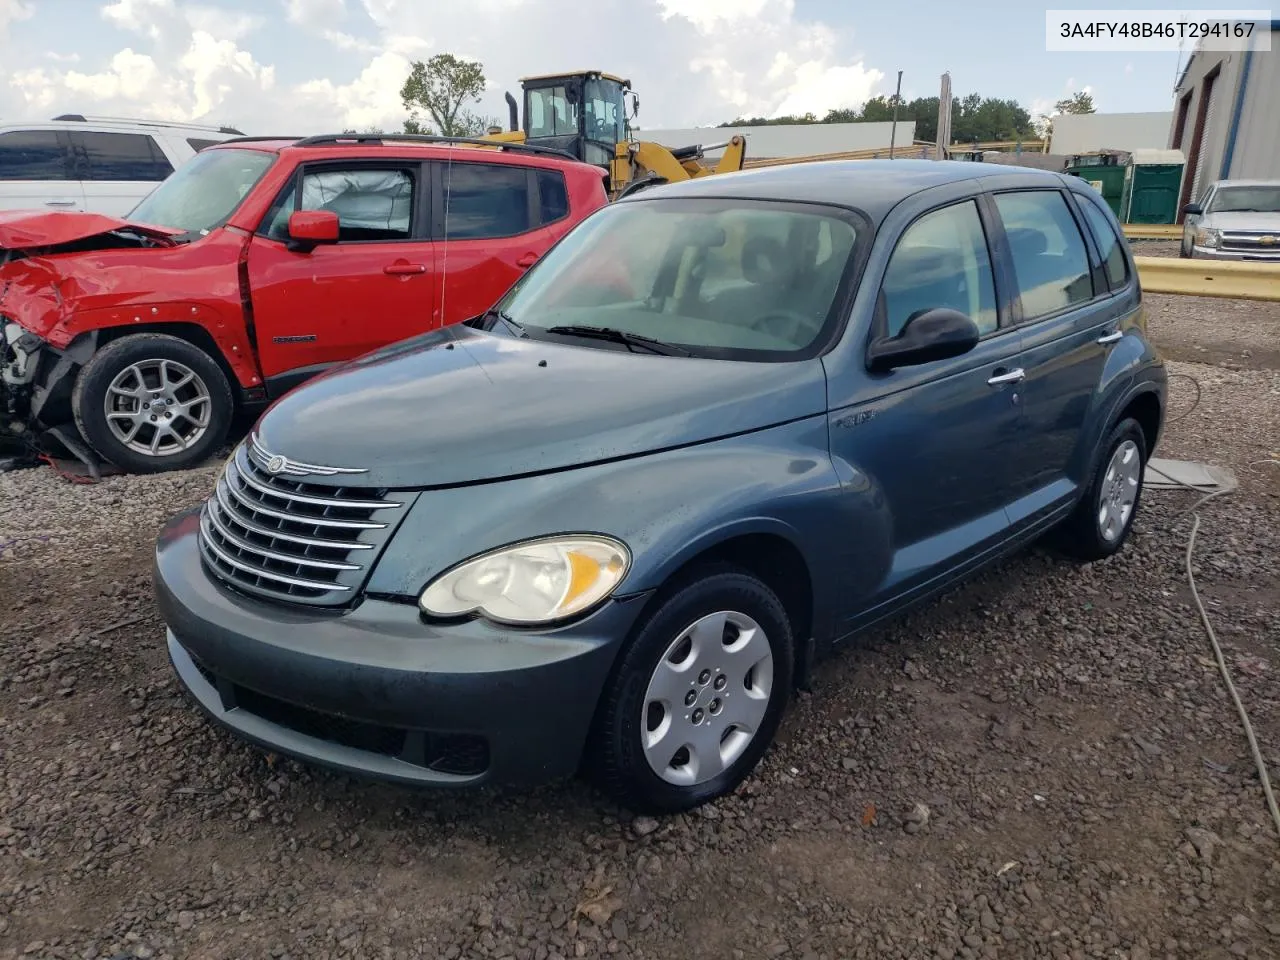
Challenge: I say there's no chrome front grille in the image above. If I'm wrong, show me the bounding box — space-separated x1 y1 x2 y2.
198 438 409 605
1219 231 1280 255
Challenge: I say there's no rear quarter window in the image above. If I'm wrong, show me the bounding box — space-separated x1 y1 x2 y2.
536 169 569 225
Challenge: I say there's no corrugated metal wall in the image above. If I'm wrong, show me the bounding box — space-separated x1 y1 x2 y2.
1227 40 1280 179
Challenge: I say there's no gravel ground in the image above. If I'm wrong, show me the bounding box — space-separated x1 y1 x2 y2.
2 291 1278 960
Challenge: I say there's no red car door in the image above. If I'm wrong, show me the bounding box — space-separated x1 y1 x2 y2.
428 158 578 326
244 161 436 388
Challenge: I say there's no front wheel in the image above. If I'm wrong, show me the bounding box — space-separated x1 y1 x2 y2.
71 333 234 474
587 566 794 814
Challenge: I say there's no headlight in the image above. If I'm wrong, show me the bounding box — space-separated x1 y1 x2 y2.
1195 227 1220 248
419 535 631 625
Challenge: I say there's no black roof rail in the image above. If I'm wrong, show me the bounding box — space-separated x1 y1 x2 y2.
291 133 580 162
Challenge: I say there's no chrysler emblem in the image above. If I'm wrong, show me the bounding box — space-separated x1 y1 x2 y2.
265 455 287 474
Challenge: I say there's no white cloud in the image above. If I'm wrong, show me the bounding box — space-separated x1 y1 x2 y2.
46 51 81 63
1 0 886 135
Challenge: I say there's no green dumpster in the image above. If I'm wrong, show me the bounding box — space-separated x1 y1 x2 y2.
1120 149 1186 224
1064 152 1127 217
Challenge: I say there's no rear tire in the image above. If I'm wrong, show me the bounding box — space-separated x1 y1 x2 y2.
1054 417 1148 562
72 333 233 474
587 565 794 815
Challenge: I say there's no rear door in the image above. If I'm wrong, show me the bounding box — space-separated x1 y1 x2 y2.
70 130 175 216
991 185 1133 528
428 159 579 326
0 129 85 212
244 159 435 390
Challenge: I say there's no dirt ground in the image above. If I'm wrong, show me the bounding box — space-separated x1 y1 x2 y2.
1 279 1278 960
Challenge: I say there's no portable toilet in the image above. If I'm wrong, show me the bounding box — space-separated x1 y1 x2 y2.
1064 152 1127 217
1120 149 1186 224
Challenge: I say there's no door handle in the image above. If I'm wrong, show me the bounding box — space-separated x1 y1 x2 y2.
44 199 77 206
987 368 1025 386
516 252 539 268
383 262 427 275
1096 330 1123 344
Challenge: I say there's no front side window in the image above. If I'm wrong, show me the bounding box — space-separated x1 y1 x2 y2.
75 131 173 181
1206 184 1280 213
1078 193 1129 289
442 162 531 239
527 85 578 138
265 167 416 242
0 131 69 181
129 147 275 236
583 78 626 145
495 198 863 360
994 191 1093 320
879 199 998 338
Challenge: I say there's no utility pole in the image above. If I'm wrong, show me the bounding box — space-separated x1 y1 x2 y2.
889 70 903 159
935 71 952 161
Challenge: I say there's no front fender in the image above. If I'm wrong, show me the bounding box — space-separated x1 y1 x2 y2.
363 416 887 646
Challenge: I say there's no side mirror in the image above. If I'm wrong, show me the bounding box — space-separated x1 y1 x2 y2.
1182 202 1203 216
867 307 980 372
286 210 339 252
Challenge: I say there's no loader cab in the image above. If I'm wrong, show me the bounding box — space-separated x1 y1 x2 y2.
520 71 633 169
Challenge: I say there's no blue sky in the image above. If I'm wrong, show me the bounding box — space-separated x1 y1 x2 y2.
0 0 1216 135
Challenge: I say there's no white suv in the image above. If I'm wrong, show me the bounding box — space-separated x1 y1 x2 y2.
0 115 245 218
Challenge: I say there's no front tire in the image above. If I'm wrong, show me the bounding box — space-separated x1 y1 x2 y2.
72 333 234 474
1055 417 1148 562
588 566 794 814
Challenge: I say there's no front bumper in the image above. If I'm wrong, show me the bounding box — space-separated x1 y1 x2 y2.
154 506 650 788
1189 244 1280 261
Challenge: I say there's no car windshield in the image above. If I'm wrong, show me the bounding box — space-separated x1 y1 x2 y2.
495 198 862 359
1207 185 1280 213
128 147 276 236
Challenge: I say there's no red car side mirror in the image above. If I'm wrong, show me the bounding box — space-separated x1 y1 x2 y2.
287 210 340 249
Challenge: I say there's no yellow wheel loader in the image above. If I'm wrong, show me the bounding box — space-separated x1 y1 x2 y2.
482 70 747 199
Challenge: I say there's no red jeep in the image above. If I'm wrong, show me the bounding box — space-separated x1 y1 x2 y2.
0 134 609 473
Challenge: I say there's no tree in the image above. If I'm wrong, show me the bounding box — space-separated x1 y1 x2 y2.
401 53 491 137
1055 91 1096 114
1038 89 1097 140
341 126 385 135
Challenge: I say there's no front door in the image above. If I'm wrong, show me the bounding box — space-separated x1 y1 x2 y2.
990 187 1131 528
245 161 436 391
0 130 85 213
824 196 1025 632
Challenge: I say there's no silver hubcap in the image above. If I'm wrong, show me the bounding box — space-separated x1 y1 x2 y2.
103 359 212 457
641 610 774 787
1097 439 1140 542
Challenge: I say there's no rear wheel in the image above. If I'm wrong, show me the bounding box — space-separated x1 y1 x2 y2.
1054 417 1148 561
72 333 233 473
588 566 794 814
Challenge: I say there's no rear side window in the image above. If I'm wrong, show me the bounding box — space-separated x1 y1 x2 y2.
187 138 220 152
74 132 174 181
0 131 69 180
994 191 1093 319
1077 193 1129 289
537 169 569 224
879 199 998 337
442 162 531 239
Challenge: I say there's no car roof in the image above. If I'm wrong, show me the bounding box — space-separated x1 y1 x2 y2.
207 136 599 172
627 159 1072 219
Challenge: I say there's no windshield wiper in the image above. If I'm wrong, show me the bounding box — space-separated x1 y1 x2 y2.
543 325 692 357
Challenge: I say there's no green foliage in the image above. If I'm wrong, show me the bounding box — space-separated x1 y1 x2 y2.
401 53 491 137
717 91 1039 144
1055 91 1097 114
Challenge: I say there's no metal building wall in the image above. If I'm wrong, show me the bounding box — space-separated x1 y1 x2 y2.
1168 50 1241 207
1223 35 1280 179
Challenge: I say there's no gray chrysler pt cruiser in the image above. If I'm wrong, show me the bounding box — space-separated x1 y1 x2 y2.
153 159 1167 814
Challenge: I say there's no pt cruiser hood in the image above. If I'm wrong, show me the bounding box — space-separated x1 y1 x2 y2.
253 324 828 489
